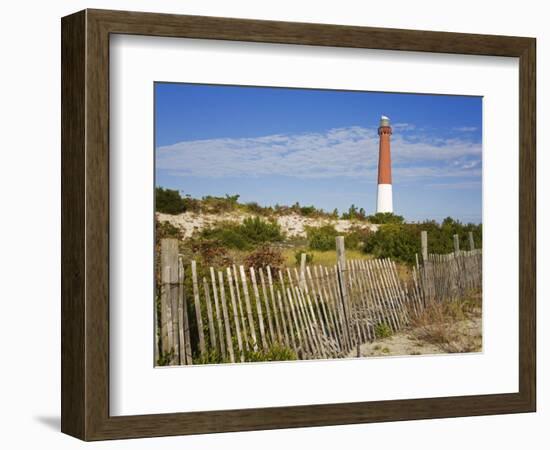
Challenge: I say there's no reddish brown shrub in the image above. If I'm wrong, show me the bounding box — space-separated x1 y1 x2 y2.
244 245 285 273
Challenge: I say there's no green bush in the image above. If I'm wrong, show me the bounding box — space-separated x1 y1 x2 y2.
155 187 201 214
200 217 284 250
363 224 418 264
201 194 240 213
194 349 229 365
306 225 367 251
241 217 283 243
243 344 298 362
299 205 318 217
344 226 371 250
341 204 367 220
200 224 248 249
243 201 273 216
155 187 187 214
366 212 405 224
294 250 314 266
306 225 338 251
155 218 182 240
363 218 482 264
374 323 393 339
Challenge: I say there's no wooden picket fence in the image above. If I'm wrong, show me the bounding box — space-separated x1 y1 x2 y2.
412 250 482 308
156 232 482 365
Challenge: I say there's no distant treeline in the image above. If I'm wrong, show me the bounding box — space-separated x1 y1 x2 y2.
155 187 405 223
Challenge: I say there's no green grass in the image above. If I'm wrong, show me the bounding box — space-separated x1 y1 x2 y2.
281 248 373 267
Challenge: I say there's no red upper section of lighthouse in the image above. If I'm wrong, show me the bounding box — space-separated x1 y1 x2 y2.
377 125 392 184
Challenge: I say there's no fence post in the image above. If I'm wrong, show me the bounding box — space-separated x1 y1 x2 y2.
421 230 428 262
468 231 475 251
453 234 460 256
300 253 307 290
335 236 353 352
160 238 179 365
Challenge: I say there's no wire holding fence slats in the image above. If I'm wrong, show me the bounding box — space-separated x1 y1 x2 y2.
156 238 482 365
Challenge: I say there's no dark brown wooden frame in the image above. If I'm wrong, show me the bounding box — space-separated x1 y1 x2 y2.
61 9 536 441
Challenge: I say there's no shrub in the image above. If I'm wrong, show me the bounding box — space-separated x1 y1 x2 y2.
155 217 182 240
299 205 318 217
294 250 314 266
363 224 418 264
155 187 187 214
363 218 482 264
344 226 371 250
306 225 338 251
366 212 405 224
200 217 284 250
245 245 285 273
190 239 233 267
156 348 176 366
243 201 273 216
374 323 392 339
243 344 298 362
240 217 284 244
194 349 229 365
306 225 366 251
341 204 367 220
201 194 240 213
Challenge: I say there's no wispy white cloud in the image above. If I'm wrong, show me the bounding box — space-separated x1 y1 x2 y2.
392 123 416 131
453 126 478 132
425 181 482 190
156 126 481 181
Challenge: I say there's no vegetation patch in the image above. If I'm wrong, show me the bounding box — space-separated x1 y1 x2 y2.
411 295 482 353
293 250 314 266
375 323 393 339
244 245 285 273
306 224 339 251
363 217 482 264
366 212 405 224
200 217 284 250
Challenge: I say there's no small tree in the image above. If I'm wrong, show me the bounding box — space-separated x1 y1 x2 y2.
366 212 405 224
341 204 367 220
155 187 186 214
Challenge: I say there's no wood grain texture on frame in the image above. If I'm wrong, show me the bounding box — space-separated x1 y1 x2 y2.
61 8 536 441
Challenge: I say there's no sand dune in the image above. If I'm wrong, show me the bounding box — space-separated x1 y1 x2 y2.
157 211 379 239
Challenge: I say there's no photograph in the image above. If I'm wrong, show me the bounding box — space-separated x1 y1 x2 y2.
154 83 483 366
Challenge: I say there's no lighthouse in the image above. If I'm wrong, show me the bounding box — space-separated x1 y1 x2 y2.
376 115 393 213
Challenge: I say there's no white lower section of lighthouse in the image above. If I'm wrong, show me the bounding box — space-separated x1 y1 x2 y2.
376 184 393 213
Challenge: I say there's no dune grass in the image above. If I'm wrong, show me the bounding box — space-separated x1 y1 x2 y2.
281 248 374 267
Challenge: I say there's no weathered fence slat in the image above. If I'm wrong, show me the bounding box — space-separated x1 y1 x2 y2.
266 266 283 345
202 277 217 350
232 265 249 352
259 268 276 344
250 267 268 351
217 270 235 363
210 267 226 358
226 268 244 362
191 261 206 356
239 265 258 351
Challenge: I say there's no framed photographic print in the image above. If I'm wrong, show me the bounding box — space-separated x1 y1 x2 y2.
61 9 536 441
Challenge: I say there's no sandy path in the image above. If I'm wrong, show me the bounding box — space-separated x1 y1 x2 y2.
349 316 482 358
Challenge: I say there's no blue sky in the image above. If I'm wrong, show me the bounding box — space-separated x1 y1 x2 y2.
155 83 482 223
